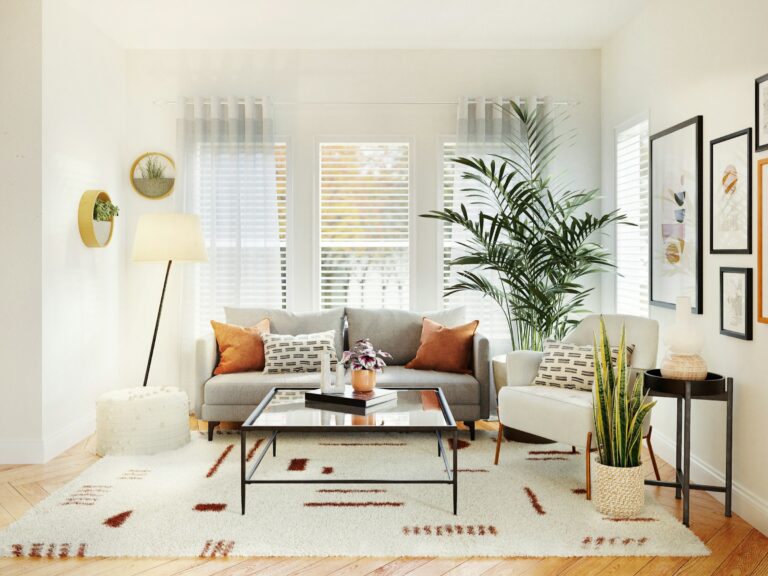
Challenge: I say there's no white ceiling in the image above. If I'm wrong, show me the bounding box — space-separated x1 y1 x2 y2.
63 0 646 50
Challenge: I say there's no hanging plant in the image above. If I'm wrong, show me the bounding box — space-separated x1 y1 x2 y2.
93 198 120 221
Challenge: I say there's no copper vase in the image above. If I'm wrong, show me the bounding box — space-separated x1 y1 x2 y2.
351 369 376 393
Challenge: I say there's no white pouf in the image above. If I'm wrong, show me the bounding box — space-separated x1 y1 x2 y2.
96 387 191 456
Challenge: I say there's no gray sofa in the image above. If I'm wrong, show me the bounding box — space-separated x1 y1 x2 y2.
195 306 491 440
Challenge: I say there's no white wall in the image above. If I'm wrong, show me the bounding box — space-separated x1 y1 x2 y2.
38 0 126 461
0 0 44 463
602 0 768 533
120 49 603 401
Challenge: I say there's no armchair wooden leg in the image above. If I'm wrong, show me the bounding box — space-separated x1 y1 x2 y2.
586 431 592 500
494 425 503 465
645 425 661 481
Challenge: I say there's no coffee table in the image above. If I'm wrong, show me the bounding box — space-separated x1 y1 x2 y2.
240 387 459 515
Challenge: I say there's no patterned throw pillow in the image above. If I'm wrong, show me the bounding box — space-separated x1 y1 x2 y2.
262 331 337 374
533 340 635 392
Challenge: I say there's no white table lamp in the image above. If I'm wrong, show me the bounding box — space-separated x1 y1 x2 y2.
132 213 207 386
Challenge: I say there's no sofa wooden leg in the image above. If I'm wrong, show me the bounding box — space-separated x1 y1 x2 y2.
494 425 503 465
646 425 661 481
464 421 476 441
586 431 592 500
207 421 219 442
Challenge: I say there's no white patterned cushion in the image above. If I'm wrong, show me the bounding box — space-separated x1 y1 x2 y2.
533 340 634 392
262 331 337 374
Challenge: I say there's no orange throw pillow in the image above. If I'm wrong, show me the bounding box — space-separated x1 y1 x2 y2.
405 318 479 374
211 319 270 375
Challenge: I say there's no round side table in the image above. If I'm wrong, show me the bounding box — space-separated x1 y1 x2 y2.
96 387 191 456
643 369 733 527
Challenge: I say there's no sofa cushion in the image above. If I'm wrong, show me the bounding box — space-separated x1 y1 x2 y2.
346 307 465 366
498 385 594 446
204 366 479 408
533 339 634 392
211 318 270 375
405 319 478 374
262 331 337 374
225 307 345 357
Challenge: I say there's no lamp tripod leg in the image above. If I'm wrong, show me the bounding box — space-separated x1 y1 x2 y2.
142 260 173 387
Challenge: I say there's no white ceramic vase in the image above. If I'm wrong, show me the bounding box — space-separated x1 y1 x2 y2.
660 296 707 380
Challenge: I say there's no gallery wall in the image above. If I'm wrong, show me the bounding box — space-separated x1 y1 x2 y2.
602 0 768 533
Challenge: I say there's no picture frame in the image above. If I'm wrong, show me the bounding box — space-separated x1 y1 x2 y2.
649 116 704 313
758 158 768 323
756 73 768 152
720 267 753 340
710 128 752 254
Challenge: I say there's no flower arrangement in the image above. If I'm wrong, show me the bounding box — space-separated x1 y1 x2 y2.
341 339 391 372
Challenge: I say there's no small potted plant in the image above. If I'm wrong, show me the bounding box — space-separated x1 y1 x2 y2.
93 198 119 245
341 339 391 393
592 317 656 518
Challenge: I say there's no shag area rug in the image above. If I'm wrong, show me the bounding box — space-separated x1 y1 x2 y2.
0 429 708 558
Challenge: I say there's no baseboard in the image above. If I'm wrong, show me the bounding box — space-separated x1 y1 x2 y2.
42 413 95 463
0 438 45 464
652 429 768 536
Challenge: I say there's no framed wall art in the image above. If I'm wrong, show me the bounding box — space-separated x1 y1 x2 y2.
710 128 752 254
758 158 768 323
756 73 768 152
649 116 703 313
720 267 753 340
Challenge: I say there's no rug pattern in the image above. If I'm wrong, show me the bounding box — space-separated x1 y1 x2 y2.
0 429 709 558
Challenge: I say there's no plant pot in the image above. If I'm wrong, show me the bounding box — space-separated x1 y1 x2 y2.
351 369 376 393
93 220 112 245
133 177 175 199
592 457 645 518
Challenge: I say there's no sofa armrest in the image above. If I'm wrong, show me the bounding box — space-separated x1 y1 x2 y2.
194 332 218 419
472 332 491 420
505 350 544 388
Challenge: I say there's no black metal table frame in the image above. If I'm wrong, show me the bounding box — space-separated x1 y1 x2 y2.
240 387 459 516
643 376 733 527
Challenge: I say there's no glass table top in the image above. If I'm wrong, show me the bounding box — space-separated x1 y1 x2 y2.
243 388 455 431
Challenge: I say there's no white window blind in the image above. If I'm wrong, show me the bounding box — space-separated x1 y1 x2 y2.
615 119 650 317
195 142 288 332
319 143 410 310
442 142 509 338
275 142 288 309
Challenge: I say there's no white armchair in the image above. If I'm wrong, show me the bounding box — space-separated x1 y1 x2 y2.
494 314 661 499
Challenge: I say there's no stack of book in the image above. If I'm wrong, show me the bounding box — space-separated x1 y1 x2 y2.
305 386 397 415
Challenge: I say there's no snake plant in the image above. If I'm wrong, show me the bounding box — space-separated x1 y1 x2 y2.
421 101 629 351
593 317 656 468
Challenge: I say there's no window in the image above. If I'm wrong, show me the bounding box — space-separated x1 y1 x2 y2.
195 142 288 332
275 142 288 308
615 119 650 317
442 142 509 338
319 143 410 310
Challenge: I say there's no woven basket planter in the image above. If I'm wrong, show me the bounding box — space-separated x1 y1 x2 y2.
593 458 645 518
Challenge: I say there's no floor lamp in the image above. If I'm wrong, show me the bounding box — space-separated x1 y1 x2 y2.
132 213 207 387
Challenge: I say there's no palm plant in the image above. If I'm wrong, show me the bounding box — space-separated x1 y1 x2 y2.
422 101 629 350
593 317 656 467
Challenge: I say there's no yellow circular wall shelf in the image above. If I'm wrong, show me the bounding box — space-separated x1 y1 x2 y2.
78 190 114 248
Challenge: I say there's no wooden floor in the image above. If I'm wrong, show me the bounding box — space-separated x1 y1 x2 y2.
0 420 766 576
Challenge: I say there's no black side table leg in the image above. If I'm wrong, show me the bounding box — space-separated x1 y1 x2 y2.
683 382 692 527
676 397 683 500
725 378 734 517
453 429 458 515
273 432 277 457
240 430 246 515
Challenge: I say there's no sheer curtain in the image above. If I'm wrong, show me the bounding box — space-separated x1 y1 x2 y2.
446 96 551 340
178 97 281 333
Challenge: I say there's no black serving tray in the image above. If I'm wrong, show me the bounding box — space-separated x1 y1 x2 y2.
644 368 726 397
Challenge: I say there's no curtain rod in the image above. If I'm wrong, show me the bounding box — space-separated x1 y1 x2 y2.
152 98 576 106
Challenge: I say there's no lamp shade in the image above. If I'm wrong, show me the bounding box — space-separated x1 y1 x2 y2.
132 213 207 262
